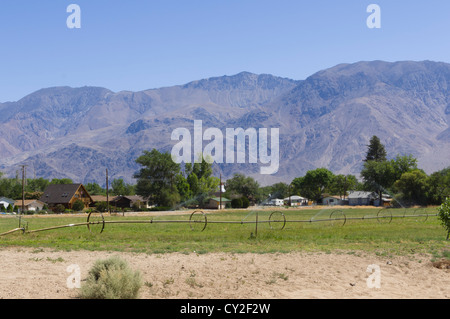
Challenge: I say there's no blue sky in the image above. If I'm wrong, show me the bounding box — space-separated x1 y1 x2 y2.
1 0 450 102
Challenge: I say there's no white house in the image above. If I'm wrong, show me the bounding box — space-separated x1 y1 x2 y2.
348 191 377 206
0 197 15 211
283 195 308 206
321 196 343 206
15 199 46 212
270 198 285 206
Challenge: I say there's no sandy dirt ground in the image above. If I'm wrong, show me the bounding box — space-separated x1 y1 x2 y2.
0 247 448 299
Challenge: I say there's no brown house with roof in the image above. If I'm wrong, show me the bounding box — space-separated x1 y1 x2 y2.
110 195 149 210
40 184 94 210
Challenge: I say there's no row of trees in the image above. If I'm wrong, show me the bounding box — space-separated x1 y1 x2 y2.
134 149 220 208
290 136 449 206
2 136 448 209
360 136 449 206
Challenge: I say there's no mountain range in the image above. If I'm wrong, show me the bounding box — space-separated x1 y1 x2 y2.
0 60 449 186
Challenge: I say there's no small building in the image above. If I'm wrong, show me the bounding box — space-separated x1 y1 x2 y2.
374 194 393 207
110 195 149 210
321 196 343 206
348 191 377 206
0 197 15 211
206 197 231 209
90 195 108 204
40 184 94 210
283 195 308 206
14 199 46 212
270 198 285 206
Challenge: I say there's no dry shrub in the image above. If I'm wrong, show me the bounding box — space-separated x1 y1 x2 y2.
80 256 142 299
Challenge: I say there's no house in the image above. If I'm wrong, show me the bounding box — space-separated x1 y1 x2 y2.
110 195 149 210
270 198 284 206
40 184 94 210
348 191 377 206
14 199 46 212
206 197 231 209
374 194 393 207
0 197 15 211
90 195 108 204
283 195 308 206
321 195 343 206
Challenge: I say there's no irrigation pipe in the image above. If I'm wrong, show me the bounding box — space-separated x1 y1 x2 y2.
0 210 438 236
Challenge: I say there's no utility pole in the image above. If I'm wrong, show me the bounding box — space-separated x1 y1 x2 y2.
20 165 27 215
106 168 110 214
219 174 222 210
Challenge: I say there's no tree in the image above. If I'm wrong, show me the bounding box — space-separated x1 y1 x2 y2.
391 154 418 181
330 174 358 199
364 135 387 162
225 173 261 204
111 178 134 196
438 197 450 240
183 155 218 206
427 167 450 205
393 169 429 206
175 173 191 203
291 168 334 202
134 149 181 207
86 182 105 196
26 177 49 193
361 160 396 204
50 178 74 184
268 182 290 199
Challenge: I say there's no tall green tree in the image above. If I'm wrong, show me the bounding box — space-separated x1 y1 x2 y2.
364 135 387 162
427 167 450 205
291 168 334 202
111 178 135 196
225 173 261 203
134 149 181 207
85 182 105 196
391 154 418 181
330 174 358 199
0 173 21 199
361 160 396 203
393 169 429 206
183 155 219 206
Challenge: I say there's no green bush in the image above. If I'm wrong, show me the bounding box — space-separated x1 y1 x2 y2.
95 201 108 212
72 199 85 212
438 197 450 240
79 256 142 299
54 204 66 213
241 196 250 208
231 198 242 208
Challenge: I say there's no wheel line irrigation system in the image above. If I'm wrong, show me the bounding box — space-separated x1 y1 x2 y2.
0 208 437 238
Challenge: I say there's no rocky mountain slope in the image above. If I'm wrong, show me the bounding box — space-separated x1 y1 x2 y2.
0 61 448 185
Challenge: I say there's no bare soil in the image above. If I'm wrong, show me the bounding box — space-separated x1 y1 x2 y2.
0 247 448 299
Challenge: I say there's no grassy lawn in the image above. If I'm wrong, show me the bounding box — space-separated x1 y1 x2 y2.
0 207 449 258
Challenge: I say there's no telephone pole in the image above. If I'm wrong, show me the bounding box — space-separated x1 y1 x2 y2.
106 168 110 214
20 165 27 214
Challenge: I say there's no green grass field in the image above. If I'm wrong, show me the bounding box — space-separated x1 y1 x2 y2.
0 207 449 258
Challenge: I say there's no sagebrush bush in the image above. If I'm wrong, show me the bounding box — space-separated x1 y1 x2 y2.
80 256 142 299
